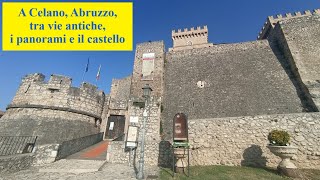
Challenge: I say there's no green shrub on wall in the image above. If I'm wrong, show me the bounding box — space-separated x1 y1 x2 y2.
268 130 290 146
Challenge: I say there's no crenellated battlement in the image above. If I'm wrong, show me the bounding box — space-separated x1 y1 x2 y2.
22 73 45 83
172 26 208 39
10 73 105 119
258 9 320 39
169 25 213 51
20 73 101 96
48 74 72 88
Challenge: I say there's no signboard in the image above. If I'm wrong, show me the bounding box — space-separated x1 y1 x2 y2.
142 53 155 80
129 116 139 123
109 122 114 130
126 125 139 148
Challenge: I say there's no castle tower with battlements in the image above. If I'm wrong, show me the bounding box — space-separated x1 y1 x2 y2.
0 73 106 145
169 26 213 51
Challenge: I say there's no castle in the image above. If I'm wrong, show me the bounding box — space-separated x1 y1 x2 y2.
1 8 320 170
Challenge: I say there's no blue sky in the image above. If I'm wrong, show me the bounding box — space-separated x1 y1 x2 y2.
0 0 319 111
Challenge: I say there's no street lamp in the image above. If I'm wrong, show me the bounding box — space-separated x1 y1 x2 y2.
137 84 152 179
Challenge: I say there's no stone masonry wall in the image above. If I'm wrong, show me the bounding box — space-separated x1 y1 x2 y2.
109 76 131 110
163 40 304 140
128 97 162 166
0 108 100 145
267 20 318 112
187 112 320 169
0 153 34 174
277 15 320 109
100 94 110 134
107 141 130 164
107 97 161 168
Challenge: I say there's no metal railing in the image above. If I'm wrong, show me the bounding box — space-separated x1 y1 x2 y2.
0 136 37 156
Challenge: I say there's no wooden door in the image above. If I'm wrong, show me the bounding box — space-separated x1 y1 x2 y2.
105 115 125 141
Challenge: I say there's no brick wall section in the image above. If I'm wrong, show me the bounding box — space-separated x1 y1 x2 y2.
130 41 165 98
163 40 304 140
186 112 320 169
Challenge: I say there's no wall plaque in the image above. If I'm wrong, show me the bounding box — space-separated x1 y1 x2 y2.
142 53 155 80
130 116 139 123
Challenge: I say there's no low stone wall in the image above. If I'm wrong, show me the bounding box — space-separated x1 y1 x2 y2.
56 133 103 160
33 144 60 165
0 153 34 174
186 112 320 169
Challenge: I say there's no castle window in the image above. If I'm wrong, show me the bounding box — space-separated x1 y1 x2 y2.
48 88 59 93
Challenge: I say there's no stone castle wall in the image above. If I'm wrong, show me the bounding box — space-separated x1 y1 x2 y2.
163 40 304 140
128 97 161 166
186 112 320 169
107 97 162 167
258 9 320 39
109 76 131 110
267 19 318 113
276 15 320 110
0 108 100 145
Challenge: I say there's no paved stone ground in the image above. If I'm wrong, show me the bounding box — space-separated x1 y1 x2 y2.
38 159 106 173
1 160 160 180
0 140 159 180
0 161 137 180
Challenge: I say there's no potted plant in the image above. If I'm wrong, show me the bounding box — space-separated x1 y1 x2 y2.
267 130 299 177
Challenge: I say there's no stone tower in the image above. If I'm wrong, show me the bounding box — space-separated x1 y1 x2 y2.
130 41 165 98
169 25 213 51
0 73 106 145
